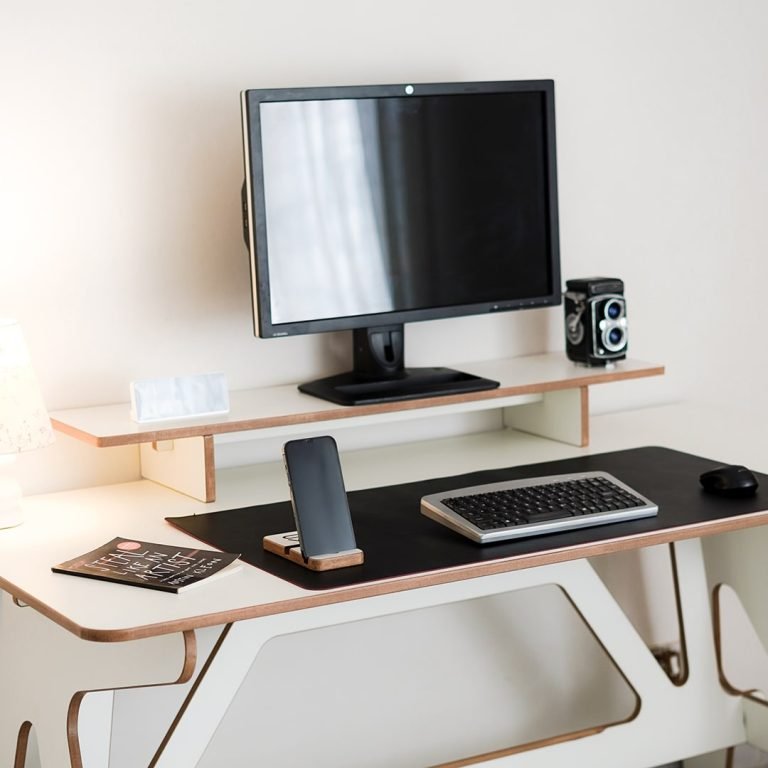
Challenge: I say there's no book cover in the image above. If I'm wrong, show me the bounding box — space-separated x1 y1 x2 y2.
52 537 241 593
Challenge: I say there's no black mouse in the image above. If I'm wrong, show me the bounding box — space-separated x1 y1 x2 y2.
699 465 759 497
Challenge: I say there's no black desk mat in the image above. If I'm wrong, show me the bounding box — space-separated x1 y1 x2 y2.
167 446 767 591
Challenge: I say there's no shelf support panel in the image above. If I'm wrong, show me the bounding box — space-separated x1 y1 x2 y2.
139 435 216 502
503 386 589 447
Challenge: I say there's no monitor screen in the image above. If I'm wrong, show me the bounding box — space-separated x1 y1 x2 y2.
240 80 561 405
241 80 561 338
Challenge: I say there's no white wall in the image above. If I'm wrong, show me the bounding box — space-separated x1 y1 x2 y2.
3 2 768 765
4 0 767 447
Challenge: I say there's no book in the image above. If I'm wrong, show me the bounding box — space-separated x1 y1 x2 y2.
52 537 242 593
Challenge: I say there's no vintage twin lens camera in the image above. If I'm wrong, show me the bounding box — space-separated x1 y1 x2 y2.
564 277 627 366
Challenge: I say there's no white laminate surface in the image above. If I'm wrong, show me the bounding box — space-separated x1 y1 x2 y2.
2 400 760 641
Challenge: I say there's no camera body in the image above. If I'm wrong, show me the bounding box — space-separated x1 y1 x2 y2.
564 277 627 366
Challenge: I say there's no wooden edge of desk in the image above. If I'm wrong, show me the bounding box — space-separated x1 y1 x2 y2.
4 504 764 645
430 718 631 768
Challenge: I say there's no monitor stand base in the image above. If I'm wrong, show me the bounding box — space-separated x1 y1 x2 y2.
298 366 500 407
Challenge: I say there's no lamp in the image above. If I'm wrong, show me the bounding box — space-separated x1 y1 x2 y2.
0 319 54 527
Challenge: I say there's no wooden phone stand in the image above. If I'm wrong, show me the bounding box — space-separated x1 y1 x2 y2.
263 532 364 572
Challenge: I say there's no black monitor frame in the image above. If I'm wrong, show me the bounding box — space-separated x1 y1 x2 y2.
241 80 562 405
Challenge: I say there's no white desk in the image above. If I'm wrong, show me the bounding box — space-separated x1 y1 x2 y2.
3 401 768 767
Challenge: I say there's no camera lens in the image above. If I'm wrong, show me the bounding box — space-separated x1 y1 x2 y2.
601 323 626 353
604 299 624 320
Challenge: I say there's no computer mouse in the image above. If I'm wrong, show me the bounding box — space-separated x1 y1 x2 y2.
699 465 759 497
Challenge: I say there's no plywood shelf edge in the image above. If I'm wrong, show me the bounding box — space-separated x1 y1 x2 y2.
50 354 664 447
49 353 664 502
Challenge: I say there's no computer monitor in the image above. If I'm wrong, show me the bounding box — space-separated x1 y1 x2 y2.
240 79 561 405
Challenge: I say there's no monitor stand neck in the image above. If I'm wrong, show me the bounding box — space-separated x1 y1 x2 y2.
297 324 499 406
352 325 406 379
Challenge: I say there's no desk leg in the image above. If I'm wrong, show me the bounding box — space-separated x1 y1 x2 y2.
154 541 744 768
488 539 743 768
704 527 768 753
0 592 194 768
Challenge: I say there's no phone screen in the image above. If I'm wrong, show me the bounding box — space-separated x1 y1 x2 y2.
283 436 357 558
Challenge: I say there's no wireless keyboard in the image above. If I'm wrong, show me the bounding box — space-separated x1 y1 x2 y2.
420 471 658 543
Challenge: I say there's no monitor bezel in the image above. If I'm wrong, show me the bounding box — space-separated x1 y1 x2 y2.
241 79 562 339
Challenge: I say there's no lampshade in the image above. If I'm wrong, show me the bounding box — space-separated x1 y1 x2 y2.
0 319 54 454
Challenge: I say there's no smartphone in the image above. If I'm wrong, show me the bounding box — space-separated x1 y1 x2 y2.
282 436 357 559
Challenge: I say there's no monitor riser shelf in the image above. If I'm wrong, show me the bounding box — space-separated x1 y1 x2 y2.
50 353 664 502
